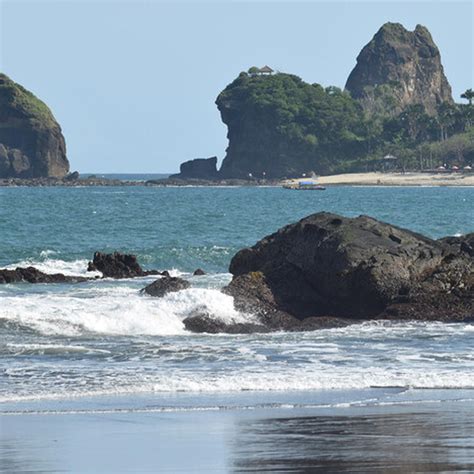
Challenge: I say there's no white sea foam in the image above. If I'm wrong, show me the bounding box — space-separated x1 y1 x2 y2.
0 285 252 336
6 256 102 277
2 363 474 404
5 343 111 356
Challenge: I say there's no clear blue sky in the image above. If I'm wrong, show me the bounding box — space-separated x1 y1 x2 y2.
1 0 472 173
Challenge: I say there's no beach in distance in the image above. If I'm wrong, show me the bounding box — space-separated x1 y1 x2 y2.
1 170 474 188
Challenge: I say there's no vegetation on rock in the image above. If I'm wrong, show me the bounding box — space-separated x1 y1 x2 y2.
217 73 366 177
0 73 69 178
213 23 473 177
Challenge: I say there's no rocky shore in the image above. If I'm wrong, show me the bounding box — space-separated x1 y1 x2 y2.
1 173 473 187
1 213 472 332
0 176 280 187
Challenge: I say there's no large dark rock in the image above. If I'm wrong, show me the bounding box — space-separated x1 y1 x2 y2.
87 252 160 279
226 212 473 323
0 267 87 284
345 23 453 115
170 157 219 180
0 73 70 178
141 276 190 297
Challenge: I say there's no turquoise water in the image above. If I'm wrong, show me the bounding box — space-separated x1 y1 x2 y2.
0 185 473 411
0 186 471 271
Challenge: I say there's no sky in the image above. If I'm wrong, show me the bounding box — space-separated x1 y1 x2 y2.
0 0 472 173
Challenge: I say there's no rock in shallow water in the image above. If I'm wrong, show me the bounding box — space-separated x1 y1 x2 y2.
141 276 191 297
225 212 473 325
182 313 269 334
87 251 161 279
0 267 87 284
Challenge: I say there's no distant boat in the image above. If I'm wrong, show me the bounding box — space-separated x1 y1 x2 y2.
282 178 326 190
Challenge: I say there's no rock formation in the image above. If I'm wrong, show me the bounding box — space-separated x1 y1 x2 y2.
0 73 69 178
224 212 473 329
216 73 365 178
87 252 161 279
0 267 88 284
170 157 218 180
141 276 190 297
345 23 453 115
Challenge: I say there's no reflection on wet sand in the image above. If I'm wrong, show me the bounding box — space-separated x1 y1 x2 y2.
232 408 474 473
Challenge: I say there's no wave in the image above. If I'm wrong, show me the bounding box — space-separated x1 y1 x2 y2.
2 366 474 404
5 255 101 277
0 284 250 337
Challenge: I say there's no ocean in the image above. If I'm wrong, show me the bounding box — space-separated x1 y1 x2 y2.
1 185 473 471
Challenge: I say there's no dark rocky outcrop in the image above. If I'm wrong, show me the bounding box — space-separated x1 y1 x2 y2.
225 212 473 325
64 171 80 181
438 233 474 258
193 268 206 276
0 73 70 178
0 267 88 284
183 312 270 334
141 276 190 297
345 23 453 115
170 157 219 180
87 252 161 279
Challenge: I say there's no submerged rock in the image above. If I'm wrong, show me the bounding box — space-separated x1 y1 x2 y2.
0 267 87 284
225 212 473 325
141 276 190 297
87 252 161 279
183 313 269 334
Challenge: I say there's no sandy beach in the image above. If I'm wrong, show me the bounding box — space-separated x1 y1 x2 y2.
2 393 474 473
318 172 474 186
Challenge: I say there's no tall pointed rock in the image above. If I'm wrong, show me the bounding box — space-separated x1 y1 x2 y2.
345 23 453 115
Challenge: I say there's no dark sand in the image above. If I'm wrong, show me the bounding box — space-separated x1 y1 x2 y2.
1 399 474 473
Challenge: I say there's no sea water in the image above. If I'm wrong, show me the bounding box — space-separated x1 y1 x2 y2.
0 185 473 414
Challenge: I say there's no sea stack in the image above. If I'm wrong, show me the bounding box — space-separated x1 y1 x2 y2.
0 73 69 178
345 23 453 115
216 71 364 178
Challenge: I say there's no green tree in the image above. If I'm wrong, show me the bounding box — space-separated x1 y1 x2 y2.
461 88 474 106
436 102 457 141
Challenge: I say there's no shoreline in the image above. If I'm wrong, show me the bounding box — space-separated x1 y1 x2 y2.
2 391 473 473
1 171 473 187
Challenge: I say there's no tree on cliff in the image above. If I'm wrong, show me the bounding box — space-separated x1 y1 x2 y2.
461 88 474 106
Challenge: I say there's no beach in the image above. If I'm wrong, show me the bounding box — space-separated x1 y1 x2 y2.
2 392 474 473
318 171 474 187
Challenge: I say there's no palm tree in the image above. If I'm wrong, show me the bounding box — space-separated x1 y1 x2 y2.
436 102 457 141
461 88 474 106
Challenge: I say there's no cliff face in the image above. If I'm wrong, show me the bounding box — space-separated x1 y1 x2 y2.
216 73 365 179
345 23 453 115
0 73 69 178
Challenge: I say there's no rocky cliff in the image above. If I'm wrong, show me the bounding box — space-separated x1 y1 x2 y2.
0 73 69 178
170 156 218 179
345 23 453 115
216 73 365 178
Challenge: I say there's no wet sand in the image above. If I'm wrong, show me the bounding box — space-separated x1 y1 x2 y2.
1 399 473 473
